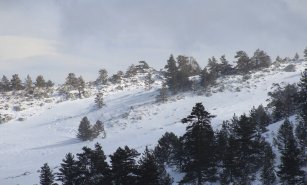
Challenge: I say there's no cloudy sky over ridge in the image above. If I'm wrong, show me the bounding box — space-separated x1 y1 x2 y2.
0 0 307 82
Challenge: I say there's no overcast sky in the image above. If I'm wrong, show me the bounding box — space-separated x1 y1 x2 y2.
0 0 307 82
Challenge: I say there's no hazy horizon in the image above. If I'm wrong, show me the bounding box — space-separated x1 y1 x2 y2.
1 0 307 83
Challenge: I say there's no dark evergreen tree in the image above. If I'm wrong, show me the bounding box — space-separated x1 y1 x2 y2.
180 103 217 184
156 82 168 103
65 73 78 90
297 69 307 153
138 147 173 185
76 144 112 185
57 153 79 185
172 136 186 171
207 56 220 78
200 67 216 88
109 71 123 84
276 119 305 184
11 74 23 90
39 163 55 185
96 68 108 85
36 75 46 88
77 117 93 141
95 92 104 109
268 84 299 121
136 61 150 72
219 55 233 75
249 105 271 133
295 120 306 165
215 121 231 164
92 120 105 139
304 47 307 61
91 143 112 185
77 76 85 98
251 49 271 69
260 143 276 185
164 55 179 93
110 146 140 185
177 55 201 76
154 132 180 165
1 75 10 92
235 50 251 73
232 114 264 184
220 135 240 185
46 80 54 88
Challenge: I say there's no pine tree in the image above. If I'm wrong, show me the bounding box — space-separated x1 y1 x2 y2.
220 134 239 185
180 103 217 185
220 55 233 75
77 76 85 98
251 49 271 69
144 72 154 90
110 146 140 185
231 114 265 184
77 117 93 141
235 50 251 73
268 84 299 121
207 56 220 78
304 47 307 61
297 69 307 151
138 147 173 185
249 105 271 133
294 53 300 61
46 80 54 88
164 55 178 93
96 68 108 85
110 71 123 84
260 143 276 185
295 121 306 164
65 73 78 90
95 92 105 108
57 153 79 185
276 119 305 184
39 163 55 185
1 75 10 92
25 75 34 94
92 120 105 139
200 67 216 88
156 82 168 103
76 144 112 185
91 143 112 185
154 132 180 165
11 74 23 91
36 75 46 88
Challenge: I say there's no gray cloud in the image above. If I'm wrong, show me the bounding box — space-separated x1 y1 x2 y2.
0 0 307 82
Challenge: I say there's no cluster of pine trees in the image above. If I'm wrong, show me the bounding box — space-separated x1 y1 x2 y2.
41 102 306 185
39 143 172 185
77 117 106 141
0 74 54 93
267 70 307 153
163 49 307 94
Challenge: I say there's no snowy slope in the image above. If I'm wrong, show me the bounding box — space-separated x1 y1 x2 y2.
0 61 306 185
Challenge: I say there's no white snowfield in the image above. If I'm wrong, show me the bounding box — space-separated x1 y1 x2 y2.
0 61 306 185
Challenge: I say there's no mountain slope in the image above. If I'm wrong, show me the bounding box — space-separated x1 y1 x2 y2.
0 61 306 184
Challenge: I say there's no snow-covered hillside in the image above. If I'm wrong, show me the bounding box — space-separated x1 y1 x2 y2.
0 61 306 184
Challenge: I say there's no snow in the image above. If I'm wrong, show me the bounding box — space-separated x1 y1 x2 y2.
0 62 306 184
